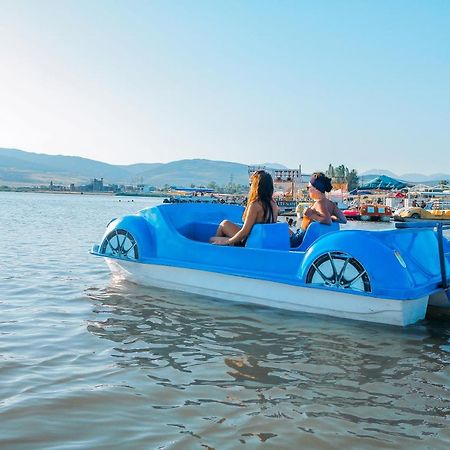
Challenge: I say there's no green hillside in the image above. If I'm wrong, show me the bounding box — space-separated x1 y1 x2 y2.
0 148 251 186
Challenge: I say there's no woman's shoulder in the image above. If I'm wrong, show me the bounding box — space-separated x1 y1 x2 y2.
317 197 333 206
313 198 326 207
325 198 338 209
249 199 265 208
246 200 264 214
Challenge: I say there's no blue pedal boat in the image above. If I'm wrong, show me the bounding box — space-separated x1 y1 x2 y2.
91 203 450 326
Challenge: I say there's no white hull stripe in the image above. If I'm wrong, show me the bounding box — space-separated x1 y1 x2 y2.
105 258 428 326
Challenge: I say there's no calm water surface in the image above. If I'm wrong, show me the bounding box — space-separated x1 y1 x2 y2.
0 192 449 449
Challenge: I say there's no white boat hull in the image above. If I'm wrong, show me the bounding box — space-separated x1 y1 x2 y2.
105 258 428 327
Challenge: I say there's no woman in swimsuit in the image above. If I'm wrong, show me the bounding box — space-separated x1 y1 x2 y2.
210 170 279 246
290 172 347 247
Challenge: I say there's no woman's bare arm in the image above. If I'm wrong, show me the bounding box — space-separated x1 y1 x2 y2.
305 200 332 225
272 200 279 222
331 203 347 224
228 201 259 245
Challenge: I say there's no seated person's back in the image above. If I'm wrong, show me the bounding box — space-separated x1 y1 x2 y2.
210 170 279 246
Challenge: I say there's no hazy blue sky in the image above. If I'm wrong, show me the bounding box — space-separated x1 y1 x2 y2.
0 0 448 174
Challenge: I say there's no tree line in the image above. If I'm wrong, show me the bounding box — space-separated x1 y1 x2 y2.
325 164 359 191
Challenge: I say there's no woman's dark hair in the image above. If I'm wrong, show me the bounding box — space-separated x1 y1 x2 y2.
244 170 274 221
310 172 333 193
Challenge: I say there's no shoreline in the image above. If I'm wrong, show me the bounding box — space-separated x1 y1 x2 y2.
0 189 115 196
0 189 168 197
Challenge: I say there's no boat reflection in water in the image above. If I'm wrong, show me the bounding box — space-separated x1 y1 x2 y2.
85 278 450 448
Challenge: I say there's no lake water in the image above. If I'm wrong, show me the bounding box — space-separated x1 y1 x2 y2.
1 192 449 449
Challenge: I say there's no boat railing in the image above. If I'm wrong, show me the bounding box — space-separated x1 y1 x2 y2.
395 221 450 292
431 200 450 210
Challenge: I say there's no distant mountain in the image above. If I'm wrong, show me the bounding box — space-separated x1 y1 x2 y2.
0 148 131 184
361 168 450 184
0 148 250 186
116 162 164 175
1 147 448 187
400 173 450 183
256 162 289 170
360 169 399 179
135 159 250 186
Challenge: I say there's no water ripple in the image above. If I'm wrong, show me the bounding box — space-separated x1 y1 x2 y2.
1 192 449 449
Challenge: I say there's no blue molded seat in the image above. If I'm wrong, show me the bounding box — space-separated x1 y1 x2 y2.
245 222 290 250
296 221 340 251
177 221 219 242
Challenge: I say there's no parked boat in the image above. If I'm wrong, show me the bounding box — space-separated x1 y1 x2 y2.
163 195 219 204
276 200 298 215
91 203 450 326
394 200 450 221
343 203 392 222
163 187 222 205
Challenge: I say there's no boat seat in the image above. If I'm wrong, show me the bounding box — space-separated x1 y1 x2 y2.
245 222 290 251
177 221 219 242
295 221 340 251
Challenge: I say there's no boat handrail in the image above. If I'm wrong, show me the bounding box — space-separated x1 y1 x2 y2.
394 221 450 229
436 222 450 292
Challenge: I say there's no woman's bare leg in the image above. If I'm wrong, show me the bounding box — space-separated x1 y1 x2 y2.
210 236 231 244
215 220 241 237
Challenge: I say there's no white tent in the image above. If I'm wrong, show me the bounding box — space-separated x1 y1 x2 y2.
408 184 433 192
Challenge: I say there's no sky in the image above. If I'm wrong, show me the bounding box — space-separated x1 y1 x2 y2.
0 0 449 175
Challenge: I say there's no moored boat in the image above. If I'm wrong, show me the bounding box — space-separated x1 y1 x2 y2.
276 200 298 215
163 194 219 204
91 203 450 327
394 200 450 222
344 203 392 222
